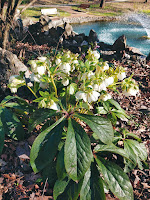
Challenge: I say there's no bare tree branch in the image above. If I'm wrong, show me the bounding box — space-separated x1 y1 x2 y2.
21 0 37 13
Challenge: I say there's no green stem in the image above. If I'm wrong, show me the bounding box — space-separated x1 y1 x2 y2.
51 75 58 98
27 86 38 98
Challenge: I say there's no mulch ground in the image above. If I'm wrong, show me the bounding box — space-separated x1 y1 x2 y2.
0 42 150 199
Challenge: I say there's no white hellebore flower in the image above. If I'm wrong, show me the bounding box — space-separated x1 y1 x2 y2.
75 90 100 103
29 60 37 73
36 65 46 75
9 75 25 93
72 60 78 64
10 87 18 93
87 91 100 103
81 71 95 81
30 73 41 83
38 57 47 62
47 100 60 111
62 78 69 86
75 91 87 102
102 94 112 101
92 50 100 60
123 87 139 97
9 75 25 86
55 58 61 65
117 72 126 80
60 63 71 74
104 77 114 87
103 62 109 71
93 81 107 92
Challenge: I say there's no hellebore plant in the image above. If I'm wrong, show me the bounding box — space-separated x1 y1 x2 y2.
0 49 148 200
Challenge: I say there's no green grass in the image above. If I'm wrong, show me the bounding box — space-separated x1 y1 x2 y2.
142 9 150 15
20 7 70 22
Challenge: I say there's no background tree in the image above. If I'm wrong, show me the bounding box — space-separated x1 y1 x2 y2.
100 0 105 8
0 0 36 50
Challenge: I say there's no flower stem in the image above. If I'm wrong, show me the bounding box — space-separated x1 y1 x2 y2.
27 86 38 98
51 75 58 98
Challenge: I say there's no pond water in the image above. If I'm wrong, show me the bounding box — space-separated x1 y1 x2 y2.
72 20 150 55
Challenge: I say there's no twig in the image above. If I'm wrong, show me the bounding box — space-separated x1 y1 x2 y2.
42 177 48 199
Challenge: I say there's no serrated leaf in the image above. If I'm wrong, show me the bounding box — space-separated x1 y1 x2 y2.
64 119 93 181
74 113 114 144
80 163 106 200
29 108 58 131
96 157 134 200
0 108 5 154
94 143 129 159
124 139 147 171
30 117 65 173
56 146 66 180
54 177 70 200
1 108 24 140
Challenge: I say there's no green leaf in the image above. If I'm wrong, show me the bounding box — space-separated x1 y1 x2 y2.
123 140 137 172
41 160 57 187
96 157 134 200
1 108 25 140
0 96 17 105
124 139 147 171
0 108 5 154
96 107 107 114
107 99 122 110
29 108 58 131
56 145 66 180
57 179 83 200
125 132 141 142
64 119 93 181
30 116 65 173
54 177 70 200
74 113 114 144
66 179 83 200
94 143 129 159
80 163 106 200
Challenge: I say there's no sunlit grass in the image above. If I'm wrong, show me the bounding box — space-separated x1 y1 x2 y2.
142 9 150 15
20 7 70 21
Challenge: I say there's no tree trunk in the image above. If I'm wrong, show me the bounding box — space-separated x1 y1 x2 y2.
144 0 148 3
0 0 22 49
100 0 105 8
2 23 10 49
0 0 6 20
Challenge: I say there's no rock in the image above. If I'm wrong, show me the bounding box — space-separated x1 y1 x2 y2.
22 18 34 27
88 29 99 43
146 52 150 61
27 22 42 39
39 15 51 26
48 26 64 40
49 27 58 38
127 46 144 56
99 42 112 51
146 52 150 60
63 22 74 39
0 48 29 92
74 33 85 43
112 35 126 51
81 40 88 46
